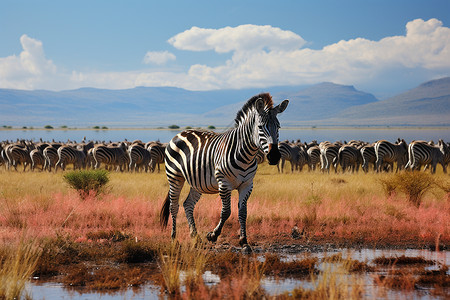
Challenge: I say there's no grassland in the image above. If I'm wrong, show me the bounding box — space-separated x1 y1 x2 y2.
0 165 448 298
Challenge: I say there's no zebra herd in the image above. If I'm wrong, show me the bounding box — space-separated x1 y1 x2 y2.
277 138 450 174
0 139 166 173
1 137 449 174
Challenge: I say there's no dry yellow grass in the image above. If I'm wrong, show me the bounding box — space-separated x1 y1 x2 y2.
0 165 448 247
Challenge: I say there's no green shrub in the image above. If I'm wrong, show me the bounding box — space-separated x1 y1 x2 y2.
63 170 109 199
207 125 216 129
168 125 180 129
44 125 53 129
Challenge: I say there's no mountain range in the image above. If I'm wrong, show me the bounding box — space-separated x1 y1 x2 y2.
0 77 449 127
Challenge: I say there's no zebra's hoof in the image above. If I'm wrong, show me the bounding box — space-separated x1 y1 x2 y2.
241 244 253 254
206 232 217 242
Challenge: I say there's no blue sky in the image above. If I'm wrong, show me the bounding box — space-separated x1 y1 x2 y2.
1 0 449 98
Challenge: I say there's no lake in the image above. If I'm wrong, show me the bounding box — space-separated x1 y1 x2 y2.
1 127 449 144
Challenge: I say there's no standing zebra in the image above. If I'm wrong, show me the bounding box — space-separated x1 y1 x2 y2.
160 93 288 252
319 141 340 173
55 145 87 171
43 145 59 172
128 143 151 172
337 144 362 173
374 139 408 172
5 143 32 171
277 141 300 173
360 143 376 173
148 142 166 173
306 144 321 171
30 149 45 171
92 143 128 172
406 139 449 173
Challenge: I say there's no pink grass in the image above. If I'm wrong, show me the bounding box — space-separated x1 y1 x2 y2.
0 189 448 247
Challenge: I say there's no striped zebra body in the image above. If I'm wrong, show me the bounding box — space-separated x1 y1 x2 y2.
30 149 45 171
56 145 87 171
374 139 408 172
160 93 288 251
128 143 151 172
277 141 300 173
360 144 376 173
337 145 362 173
407 140 448 173
6 144 32 171
319 142 340 173
43 146 59 171
255 148 265 164
307 145 321 171
148 143 166 173
92 143 128 172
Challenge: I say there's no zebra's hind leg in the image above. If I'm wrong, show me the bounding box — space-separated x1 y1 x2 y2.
183 188 202 238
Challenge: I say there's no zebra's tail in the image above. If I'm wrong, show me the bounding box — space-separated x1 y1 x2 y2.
160 192 170 228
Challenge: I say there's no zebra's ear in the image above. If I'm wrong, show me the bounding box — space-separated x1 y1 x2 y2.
255 98 265 114
275 99 289 114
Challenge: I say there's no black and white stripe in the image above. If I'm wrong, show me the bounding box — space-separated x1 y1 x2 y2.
160 93 288 251
374 139 408 172
319 141 340 173
92 143 128 172
337 144 362 173
406 139 449 173
360 144 376 173
277 141 300 173
148 143 166 173
128 143 151 172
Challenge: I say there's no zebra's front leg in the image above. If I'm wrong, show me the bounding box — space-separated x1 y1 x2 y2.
237 182 253 253
206 181 231 243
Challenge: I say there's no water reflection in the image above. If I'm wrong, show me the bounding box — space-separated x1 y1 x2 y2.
29 248 449 299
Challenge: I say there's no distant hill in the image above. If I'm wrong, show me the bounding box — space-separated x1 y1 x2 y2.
0 78 449 127
328 77 450 126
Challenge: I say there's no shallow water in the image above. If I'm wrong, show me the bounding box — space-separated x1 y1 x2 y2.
28 248 449 299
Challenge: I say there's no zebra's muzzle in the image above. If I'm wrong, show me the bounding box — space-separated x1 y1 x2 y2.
267 144 281 165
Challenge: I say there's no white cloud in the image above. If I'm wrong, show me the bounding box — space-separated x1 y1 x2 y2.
143 51 176 65
0 34 57 89
0 20 449 93
168 24 306 53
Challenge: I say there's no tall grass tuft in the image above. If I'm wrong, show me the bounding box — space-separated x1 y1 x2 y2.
63 170 109 199
0 238 42 300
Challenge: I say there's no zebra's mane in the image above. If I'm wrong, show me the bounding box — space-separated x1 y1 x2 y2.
234 93 273 126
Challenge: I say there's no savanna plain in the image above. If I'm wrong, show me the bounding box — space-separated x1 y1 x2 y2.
0 164 449 299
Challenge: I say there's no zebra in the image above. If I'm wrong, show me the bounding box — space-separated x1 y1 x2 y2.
306 144 321 171
277 141 300 173
43 145 59 172
360 143 376 173
30 148 45 171
148 143 166 173
160 93 288 252
55 145 87 171
128 143 151 172
5 143 32 171
337 144 362 173
374 139 408 172
319 141 340 173
406 139 449 173
92 142 128 172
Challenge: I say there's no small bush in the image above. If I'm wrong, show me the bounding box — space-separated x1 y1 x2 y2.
207 125 216 129
168 124 180 129
44 125 53 129
63 170 109 199
379 172 435 207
